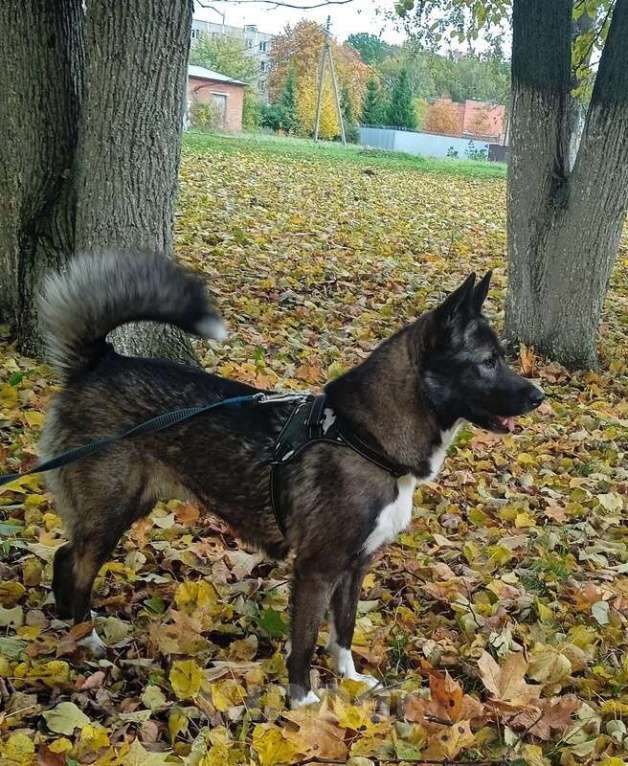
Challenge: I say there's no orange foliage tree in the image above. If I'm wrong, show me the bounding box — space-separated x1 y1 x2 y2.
423 99 461 136
268 20 371 139
467 107 491 137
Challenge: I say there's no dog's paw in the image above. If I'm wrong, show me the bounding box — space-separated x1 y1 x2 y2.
289 688 320 709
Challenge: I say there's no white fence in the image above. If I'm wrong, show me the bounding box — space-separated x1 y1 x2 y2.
358 127 491 160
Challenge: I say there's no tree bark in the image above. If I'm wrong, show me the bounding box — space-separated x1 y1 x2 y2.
0 0 196 364
506 0 628 369
0 1 83 356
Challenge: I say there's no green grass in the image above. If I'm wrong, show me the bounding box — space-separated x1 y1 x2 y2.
183 130 507 180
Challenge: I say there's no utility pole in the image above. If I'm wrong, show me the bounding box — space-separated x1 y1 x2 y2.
313 16 346 145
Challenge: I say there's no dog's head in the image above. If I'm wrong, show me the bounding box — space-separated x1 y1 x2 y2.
422 272 544 433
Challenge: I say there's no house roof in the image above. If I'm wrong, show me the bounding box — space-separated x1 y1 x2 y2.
187 65 245 86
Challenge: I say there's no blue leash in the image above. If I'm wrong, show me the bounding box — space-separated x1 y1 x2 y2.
0 392 302 489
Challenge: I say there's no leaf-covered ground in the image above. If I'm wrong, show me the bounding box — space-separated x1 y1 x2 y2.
1 134 627 766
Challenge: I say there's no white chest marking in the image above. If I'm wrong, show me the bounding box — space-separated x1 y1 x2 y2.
424 421 462 482
362 422 462 555
363 474 417 555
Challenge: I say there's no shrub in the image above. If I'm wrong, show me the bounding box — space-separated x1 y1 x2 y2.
189 101 222 132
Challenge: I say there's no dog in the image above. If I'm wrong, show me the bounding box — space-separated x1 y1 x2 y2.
39 252 544 707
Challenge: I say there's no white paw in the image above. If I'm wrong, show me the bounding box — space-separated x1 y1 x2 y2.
78 628 107 658
290 689 320 709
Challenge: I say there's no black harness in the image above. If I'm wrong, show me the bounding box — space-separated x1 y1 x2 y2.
0 391 408 539
270 393 408 534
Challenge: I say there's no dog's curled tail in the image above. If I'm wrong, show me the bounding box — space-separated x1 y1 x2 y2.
39 251 226 379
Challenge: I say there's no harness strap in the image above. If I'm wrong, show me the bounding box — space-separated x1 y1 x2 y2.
0 392 301 489
269 394 409 536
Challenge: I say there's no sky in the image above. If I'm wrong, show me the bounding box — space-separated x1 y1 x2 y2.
193 0 406 44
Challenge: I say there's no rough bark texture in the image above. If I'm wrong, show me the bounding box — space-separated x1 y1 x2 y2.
506 0 628 369
0 0 196 364
74 0 195 363
0 0 83 355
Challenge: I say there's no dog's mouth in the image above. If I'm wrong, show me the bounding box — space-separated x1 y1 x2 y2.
487 414 517 433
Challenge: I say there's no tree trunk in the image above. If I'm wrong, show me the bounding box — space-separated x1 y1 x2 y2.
506 0 628 369
0 0 196 364
0 1 83 356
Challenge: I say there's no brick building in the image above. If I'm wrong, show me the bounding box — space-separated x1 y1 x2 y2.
186 65 245 132
191 19 273 99
425 97 506 143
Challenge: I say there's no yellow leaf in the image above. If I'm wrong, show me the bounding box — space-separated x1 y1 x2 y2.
252 724 301 766
0 580 25 607
515 511 536 528
535 598 554 623
14 659 70 688
199 742 231 766
48 738 73 753
24 410 44 427
169 658 203 699
168 708 189 744
120 740 174 766
423 720 474 760
0 383 18 407
520 744 551 766
210 678 247 712
79 723 111 752
335 698 372 730
528 645 572 685
175 580 221 614
0 732 36 766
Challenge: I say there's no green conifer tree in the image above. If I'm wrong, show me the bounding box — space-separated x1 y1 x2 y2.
361 77 384 125
387 68 417 129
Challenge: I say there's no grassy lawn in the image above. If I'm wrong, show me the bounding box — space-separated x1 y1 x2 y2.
0 134 626 765
184 130 508 180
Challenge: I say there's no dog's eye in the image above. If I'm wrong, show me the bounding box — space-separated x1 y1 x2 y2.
483 356 498 369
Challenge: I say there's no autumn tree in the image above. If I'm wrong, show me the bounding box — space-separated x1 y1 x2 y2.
423 98 461 135
0 0 195 362
387 68 417 129
268 20 371 139
399 0 628 368
467 107 492 137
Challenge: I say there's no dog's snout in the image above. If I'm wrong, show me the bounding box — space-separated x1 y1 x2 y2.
527 386 545 408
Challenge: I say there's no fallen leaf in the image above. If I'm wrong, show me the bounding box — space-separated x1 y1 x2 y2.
42 702 91 735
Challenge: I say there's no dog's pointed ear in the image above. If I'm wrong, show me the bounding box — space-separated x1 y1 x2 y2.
473 270 492 313
434 273 476 323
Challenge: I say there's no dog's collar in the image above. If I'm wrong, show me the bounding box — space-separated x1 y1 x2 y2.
270 394 409 535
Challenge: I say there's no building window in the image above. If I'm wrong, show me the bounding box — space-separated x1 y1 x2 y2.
259 41 267 52
246 38 253 49
191 28 199 39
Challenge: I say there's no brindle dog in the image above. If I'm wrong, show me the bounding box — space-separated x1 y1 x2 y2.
39 252 543 706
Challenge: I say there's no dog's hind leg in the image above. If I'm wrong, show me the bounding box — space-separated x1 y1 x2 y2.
53 515 131 624
287 563 336 708
327 556 379 689
52 542 77 620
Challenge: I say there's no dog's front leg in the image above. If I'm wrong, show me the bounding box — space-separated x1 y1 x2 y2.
287 565 334 708
327 556 379 689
